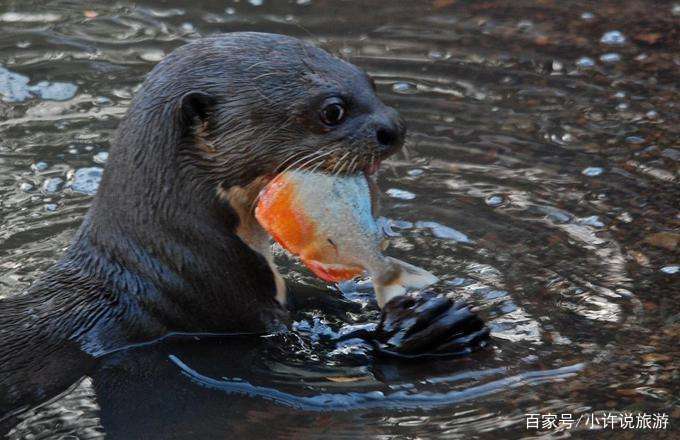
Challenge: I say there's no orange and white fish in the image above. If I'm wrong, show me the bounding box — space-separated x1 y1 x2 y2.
255 170 438 308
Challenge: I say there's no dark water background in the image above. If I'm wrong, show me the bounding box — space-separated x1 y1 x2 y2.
0 0 678 438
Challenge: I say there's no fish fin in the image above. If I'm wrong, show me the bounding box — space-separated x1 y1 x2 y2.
374 257 439 308
303 259 364 283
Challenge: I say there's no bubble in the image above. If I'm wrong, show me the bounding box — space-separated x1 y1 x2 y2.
340 47 354 56
31 161 48 172
140 50 165 62
93 151 109 164
392 82 418 94
625 136 644 144
45 203 58 212
427 50 448 60
19 182 33 192
28 81 77 101
600 53 621 64
580 12 594 20
415 221 472 243
69 167 103 195
485 195 504 206
0 66 77 102
386 188 416 200
600 31 626 45
0 12 61 22
407 168 424 177
0 66 31 101
576 57 595 68
112 88 132 99
546 210 572 224
148 8 184 17
180 22 195 33
582 166 604 176
660 265 678 274
517 20 533 30
42 177 64 193
578 215 605 228
522 354 540 364
615 288 633 298
617 212 633 223
248 0 264 5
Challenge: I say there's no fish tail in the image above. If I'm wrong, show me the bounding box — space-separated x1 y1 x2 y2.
373 257 439 308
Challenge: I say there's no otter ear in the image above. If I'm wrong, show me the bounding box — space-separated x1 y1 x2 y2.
178 91 215 124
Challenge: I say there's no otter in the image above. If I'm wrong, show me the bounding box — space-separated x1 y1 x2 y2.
0 33 488 417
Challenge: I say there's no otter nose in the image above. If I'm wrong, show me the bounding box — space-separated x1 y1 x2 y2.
375 108 406 153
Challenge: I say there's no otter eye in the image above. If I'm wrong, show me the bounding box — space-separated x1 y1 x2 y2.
320 98 347 126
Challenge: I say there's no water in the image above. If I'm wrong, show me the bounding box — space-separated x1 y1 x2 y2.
0 0 678 438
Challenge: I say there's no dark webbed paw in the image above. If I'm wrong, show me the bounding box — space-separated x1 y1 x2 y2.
372 292 490 359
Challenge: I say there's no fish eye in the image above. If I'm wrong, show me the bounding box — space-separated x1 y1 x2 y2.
319 97 347 126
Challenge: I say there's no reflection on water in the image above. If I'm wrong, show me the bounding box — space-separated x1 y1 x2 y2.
0 0 678 438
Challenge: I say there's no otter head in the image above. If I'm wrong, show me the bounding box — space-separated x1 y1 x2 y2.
88 33 405 324
172 32 405 186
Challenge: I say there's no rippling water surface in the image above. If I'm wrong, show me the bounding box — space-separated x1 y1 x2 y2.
1 0 678 438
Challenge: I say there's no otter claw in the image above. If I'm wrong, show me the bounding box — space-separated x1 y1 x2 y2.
371 292 491 359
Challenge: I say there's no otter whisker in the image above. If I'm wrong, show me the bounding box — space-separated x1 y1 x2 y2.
277 149 332 176
296 147 340 175
246 154 313 214
276 149 306 173
331 151 351 178
308 147 341 176
347 155 359 175
308 155 330 175
248 149 336 214
342 154 358 176
328 152 344 177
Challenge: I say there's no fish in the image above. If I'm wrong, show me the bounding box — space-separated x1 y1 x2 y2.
255 170 439 308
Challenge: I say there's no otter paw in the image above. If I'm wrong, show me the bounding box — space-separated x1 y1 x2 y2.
372 292 490 359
